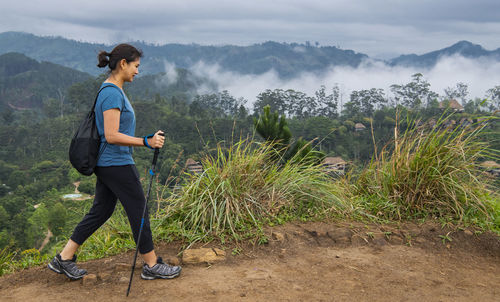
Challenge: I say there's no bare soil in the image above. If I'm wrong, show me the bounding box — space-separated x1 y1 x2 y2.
0 221 499 302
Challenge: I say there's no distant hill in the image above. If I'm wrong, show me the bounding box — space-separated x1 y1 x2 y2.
389 41 500 67
0 52 91 111
0 31 498 82
0 32 368 77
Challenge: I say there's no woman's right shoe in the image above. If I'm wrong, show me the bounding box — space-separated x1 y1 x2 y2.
48 254 88 280
141 256 181 280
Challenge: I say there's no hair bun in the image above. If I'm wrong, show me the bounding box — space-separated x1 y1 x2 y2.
97 51 111 68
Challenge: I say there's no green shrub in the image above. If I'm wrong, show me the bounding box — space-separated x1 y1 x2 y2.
159 139 348 243
349 114 499 225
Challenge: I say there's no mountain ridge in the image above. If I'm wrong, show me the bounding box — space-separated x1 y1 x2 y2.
0 31 498 78
389 40 500 67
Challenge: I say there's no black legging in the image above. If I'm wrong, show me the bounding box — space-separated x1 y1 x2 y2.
70 165 154 254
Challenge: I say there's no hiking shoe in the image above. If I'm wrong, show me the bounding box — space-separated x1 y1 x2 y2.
141 256 181 280
48 254 87 280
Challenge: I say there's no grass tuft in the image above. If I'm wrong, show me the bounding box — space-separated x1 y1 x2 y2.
347 114 499 227
158 139 348 243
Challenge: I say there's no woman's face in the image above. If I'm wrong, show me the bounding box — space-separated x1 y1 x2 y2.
120 58 140 82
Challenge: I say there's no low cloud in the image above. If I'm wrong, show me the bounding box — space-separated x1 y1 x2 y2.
187 55 500 110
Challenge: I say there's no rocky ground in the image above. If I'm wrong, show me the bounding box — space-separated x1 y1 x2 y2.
0 221 499 301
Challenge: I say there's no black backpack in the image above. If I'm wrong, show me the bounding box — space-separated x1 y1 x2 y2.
69 85 121 175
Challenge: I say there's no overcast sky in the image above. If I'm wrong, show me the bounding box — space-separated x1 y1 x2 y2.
1 0 499 58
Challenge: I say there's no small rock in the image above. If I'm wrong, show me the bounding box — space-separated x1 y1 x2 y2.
240 293 246 297
166 257 181 266
182 248 226 264
373 238 387 246
82 274 97 286
464 230 473 236
335 255 340 258
278 248 286 258
272 232 285 242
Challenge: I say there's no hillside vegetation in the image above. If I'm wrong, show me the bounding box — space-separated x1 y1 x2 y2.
0 52 498 276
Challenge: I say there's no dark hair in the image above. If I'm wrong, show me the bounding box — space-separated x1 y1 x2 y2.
97 44 143 70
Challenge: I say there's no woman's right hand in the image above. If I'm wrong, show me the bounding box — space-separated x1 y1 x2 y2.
148 130 165 149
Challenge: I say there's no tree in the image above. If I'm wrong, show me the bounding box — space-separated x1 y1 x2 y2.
48 202 67 237
390 73 438 109
193 90 246 118
42 98 60 118
254 105 324 165
254 105 291 147
444 82 469 105
288 89 314 119
313 85 338 118
486 85 500 111
1 108 14 125
27 204 49 248
349 88 386 117
254 89 288 116
0 205 8 230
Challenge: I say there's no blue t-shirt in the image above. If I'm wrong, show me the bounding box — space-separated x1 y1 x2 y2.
95 83 136 166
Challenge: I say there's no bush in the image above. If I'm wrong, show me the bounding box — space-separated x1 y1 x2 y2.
349 114 499 225
159 139 348 243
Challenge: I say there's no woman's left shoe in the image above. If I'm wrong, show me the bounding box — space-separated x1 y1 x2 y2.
48 254 88 280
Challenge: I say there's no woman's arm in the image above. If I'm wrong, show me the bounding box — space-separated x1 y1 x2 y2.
103 109 164 148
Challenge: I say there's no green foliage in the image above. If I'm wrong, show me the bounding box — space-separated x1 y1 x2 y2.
26 204 49 248
0 205 8 229
160 139 348 243
254 105 292 146
348 114 499 225
390 73 438 109
0 245 15 276
0 52 91 114
78 179 95 195
13 248 50 270
48 203 67 237
0 33 367 77
254 105 325 165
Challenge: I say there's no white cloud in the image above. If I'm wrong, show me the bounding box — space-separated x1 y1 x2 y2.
186 56 500 110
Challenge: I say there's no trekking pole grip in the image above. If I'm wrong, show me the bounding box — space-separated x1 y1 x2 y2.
152 131 164 163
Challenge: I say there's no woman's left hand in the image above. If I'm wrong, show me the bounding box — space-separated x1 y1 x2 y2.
148 130 165 149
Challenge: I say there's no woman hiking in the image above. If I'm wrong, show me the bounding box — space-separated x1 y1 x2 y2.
48 44 181 281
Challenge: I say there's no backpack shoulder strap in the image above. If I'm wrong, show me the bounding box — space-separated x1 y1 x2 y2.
92 84 126 112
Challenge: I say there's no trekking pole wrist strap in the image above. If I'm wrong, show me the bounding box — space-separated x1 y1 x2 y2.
143 133 155 149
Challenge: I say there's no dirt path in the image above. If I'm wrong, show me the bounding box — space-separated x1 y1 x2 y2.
0 222 499 301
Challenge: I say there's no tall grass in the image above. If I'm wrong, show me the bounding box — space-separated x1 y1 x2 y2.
158 139 348 243
349 114 499 225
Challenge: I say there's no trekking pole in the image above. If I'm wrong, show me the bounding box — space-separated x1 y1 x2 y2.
126 132 164 297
